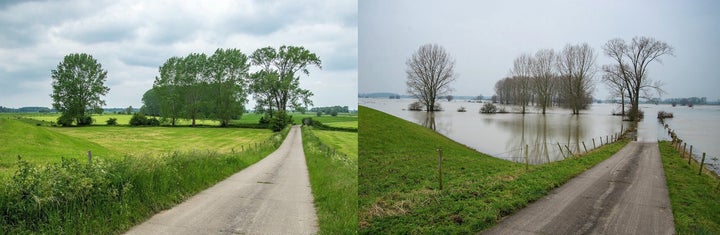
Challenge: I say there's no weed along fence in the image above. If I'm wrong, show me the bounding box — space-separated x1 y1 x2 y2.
303 127 354 166
660 119 720 176
491 131 627 165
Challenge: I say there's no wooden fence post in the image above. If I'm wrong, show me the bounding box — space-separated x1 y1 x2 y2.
557 143 566 159
592 138 596 149
525 144 529 171
688 145 693 165
87 150 92 163
600 136 603 146
582 142 588 153
682 143 687 158
565 145 572 157
437 147 443 190
699 152 706 175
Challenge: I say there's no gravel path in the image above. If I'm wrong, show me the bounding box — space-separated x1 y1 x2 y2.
125 125 317 235
483 141 675 235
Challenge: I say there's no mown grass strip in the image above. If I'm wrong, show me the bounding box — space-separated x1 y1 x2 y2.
302 127 358 234
358 106 628 234
0 127 288 234
658 141 720 234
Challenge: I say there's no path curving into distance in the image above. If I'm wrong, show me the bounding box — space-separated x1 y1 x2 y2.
126 125 317 235
483 140 675 234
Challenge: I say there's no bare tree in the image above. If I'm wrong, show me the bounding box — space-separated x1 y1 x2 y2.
603 36 674 121
601 64 628 116
531 49 557 114
556 43 596 115
406 44 457 112
510 53 534 113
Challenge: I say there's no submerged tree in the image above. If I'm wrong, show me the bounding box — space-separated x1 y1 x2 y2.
405 44 457 112
531 49 557 114
556 43 596 115
603 37 673 121
50 53 109 126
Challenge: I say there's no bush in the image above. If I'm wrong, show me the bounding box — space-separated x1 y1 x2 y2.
270 111 293 132
129 113 159 126
76 116 93 126
57 115 74 127
330 110 338 117
106 118 118 125
408 102 423 111
316 111 322 117
480 102 498 114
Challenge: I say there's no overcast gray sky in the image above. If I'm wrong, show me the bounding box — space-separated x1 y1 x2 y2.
0 0 357 109
359 0 720 101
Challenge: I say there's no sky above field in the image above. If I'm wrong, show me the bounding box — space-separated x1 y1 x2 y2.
359 0 720 102
0 0 357 109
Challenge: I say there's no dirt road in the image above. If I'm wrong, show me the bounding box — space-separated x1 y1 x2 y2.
483 141 675 234
125 126 317 235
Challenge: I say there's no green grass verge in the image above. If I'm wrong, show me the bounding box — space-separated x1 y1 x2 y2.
358 106 628 234
302 127 358 234
0 127 288 234
658 141 720 234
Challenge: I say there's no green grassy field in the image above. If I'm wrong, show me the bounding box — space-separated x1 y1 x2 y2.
0 118 274 178
50 126 272 157
358 106 628 234
302 127 358 234
659 141 720 234
313 130 358 161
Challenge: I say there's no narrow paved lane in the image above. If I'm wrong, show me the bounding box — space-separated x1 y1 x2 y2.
126 126 317 235
483 141 674 234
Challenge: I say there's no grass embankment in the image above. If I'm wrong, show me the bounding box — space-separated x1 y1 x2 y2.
302 127 358 234
658 141 720 234
0 126 288 234
358 106 628 234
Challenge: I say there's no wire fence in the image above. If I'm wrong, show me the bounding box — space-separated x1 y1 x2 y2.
659 118 720 176
490 131 626 165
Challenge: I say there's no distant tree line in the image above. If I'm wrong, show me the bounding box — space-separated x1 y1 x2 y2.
0 106 52 113
310 106 349 116
494 43 596 114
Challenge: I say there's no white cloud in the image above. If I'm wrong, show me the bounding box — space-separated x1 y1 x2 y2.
0 0 357 108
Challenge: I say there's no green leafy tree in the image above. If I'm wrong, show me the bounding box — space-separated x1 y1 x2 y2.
178 53 209 126
140 88 161 116
249 45 321 117
154 57 183 126
207 48 250 126
50 53 109 126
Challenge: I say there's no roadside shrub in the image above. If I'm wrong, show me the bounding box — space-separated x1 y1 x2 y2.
76 115 93 126
57 114 74 127
480 102 497 114
106 118 118 125
270 111 293 132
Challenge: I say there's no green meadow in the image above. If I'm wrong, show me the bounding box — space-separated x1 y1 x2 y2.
358 106 628 234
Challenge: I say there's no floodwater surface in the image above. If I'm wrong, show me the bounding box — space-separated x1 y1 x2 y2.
361 98 629 163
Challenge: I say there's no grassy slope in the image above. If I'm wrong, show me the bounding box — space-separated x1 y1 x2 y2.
358 106 628 234
659 141 720 234
0 118 113 175
302 127 358 234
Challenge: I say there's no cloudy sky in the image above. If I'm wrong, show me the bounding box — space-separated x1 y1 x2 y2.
0 0 357 109
360 0 720 101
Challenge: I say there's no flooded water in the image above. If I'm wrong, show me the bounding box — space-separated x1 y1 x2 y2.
641 104 720 174
361 98 629 164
